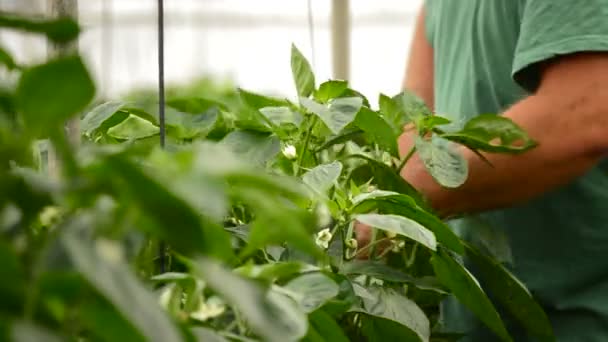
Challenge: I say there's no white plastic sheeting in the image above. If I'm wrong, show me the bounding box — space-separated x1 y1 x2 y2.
1 0 423 100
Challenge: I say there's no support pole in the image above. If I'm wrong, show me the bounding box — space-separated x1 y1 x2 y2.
157 0 167 274
48 0 80 178
331 0 350 80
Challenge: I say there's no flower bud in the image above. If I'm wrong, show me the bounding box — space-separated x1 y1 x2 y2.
282 144 297 159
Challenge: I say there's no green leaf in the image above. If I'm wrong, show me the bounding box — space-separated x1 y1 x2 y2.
239 190 323 260
379 93 405 131
62 232 182 342
16 55 95 136
314 80 348 103
302 161 343 196
259 106 303 127
107 114 159 140
340 261 446 293
351 191 464 254
354 107 399 157
301 97 362 134
465 244 555 342
166 109 220 140
415 136 468 188
348 154 426 207
282 272 340 313
340 88 371 108
441 114 537 153
393 90 432 119
431 249 511 342
354 214 437 251
315 129 364 152
220 130 280 167
291 44 316 97
0 46 17 70
239 88 288 110
10 321 62 342
81 101 127 136
0 14 80 43
419 116 451 131
195 258 308 342
302 309 349 342
353 287 430 342
191 328 230 342
467 217 513 264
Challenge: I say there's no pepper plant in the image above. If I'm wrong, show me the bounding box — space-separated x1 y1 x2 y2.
0 11 555 342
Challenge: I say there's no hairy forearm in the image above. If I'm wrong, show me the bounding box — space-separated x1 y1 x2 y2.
400 54 608 217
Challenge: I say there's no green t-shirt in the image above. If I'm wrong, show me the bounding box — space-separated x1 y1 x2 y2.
425 1 608 341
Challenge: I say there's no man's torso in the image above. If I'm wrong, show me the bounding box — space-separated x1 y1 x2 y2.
425 1 608 340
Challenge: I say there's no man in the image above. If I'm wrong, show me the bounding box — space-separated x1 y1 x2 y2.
359 1 608 340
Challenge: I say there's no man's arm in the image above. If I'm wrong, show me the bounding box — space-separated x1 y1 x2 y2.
403 5 434 110
400 52 608 218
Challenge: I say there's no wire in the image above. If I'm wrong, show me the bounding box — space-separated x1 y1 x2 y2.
306 0 316 70
158 0 166 149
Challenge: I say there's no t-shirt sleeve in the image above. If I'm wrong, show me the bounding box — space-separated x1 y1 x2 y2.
512 0 608 92
424 0 436 44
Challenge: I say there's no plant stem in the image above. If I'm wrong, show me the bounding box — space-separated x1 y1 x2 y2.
296 116 318 176
352 237 391 260
397 145 416 173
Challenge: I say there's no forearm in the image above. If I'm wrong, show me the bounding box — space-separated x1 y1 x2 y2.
400 55 608 217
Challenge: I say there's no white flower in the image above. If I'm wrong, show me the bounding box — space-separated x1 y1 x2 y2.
282 144 297 159
385 231 397 239
315 228 333 249
391 240 406 253
345 238 358 250
190 297 226 322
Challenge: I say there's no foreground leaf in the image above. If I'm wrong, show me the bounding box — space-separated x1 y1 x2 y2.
191 328 230 342
431 249 511 341
195 258 308 342
100 155 233 259
11 321 62 342
16 55 95 136
354 214 437 251
62 231 181 342
0 14 80 43
415 136 468 188
465 244 555 342
0 46 17 70
291 44 316 97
